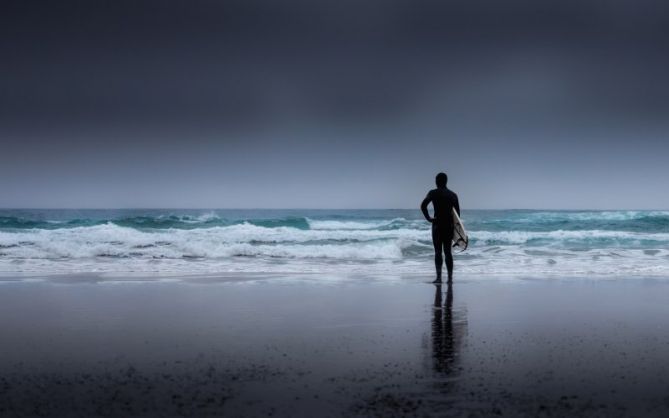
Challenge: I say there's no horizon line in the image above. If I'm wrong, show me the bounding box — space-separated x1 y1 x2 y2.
1 207 667 211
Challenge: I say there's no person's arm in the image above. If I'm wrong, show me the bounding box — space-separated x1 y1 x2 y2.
420 192 434 223
454 194 461 217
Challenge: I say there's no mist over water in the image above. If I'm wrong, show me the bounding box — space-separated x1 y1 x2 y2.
1 209 668 278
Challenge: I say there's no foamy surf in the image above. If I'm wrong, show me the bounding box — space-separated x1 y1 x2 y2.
1 209 668 277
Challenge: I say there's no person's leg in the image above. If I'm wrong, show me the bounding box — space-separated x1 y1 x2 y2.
431 223 443 282
444 234 454 283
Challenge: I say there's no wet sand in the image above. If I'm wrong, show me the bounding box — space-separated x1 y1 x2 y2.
1 276 669 417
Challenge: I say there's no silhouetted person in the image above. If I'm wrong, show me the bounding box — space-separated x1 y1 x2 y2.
421 172 460 283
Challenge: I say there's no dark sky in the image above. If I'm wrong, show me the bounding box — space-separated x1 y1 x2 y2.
2 0 668 209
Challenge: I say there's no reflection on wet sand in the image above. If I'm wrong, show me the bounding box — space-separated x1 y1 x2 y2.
431 283 466 376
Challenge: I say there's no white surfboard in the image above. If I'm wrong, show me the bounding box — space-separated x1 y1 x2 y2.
452 208 468 251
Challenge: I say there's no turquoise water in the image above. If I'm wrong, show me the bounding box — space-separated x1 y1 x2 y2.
1 209 668 277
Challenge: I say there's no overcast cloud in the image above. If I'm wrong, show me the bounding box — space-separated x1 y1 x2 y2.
1 0 668 208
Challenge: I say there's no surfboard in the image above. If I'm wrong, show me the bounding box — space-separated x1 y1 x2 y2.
452 208 468 251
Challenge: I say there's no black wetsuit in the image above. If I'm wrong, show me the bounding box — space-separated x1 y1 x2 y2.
421 187 460 281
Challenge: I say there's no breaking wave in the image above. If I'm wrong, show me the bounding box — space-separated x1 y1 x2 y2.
1 209 668 277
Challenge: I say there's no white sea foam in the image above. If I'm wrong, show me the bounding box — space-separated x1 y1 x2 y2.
0 223 422 260
1 224 669 261
2 247 669 278
2 218 669 278
191 212 221 223
511 210 669 222
306 217 409 230
470 229 669 244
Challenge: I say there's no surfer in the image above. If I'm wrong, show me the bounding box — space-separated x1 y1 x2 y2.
421 172 460 284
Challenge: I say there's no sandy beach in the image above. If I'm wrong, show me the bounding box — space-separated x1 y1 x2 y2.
0 275 668 417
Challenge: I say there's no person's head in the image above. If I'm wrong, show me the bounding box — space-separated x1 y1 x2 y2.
435 172 448 188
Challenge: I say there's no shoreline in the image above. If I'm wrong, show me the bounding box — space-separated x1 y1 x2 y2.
4 270 669 283
1 276 669 416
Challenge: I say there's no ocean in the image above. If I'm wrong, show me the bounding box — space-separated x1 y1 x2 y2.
1 209 668 278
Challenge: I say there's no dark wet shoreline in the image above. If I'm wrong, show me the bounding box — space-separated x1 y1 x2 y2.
1 277 669 417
